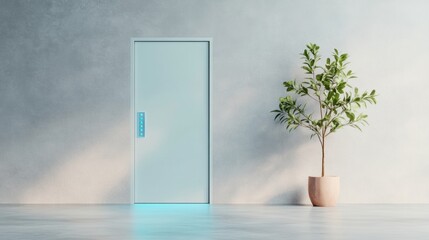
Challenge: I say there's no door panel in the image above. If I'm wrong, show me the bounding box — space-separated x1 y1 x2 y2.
134 40 210 203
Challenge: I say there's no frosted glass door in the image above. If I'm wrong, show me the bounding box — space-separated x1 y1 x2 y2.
133 40 210 203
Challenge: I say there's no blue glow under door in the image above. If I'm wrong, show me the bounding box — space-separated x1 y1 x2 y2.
132 39 211 203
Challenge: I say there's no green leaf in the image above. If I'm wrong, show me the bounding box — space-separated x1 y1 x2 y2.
337 81 346 93
302 66 312 73
333 93 340 105
351 124 362 131
303 49 309 59
345 111 355 122
327 91 334 100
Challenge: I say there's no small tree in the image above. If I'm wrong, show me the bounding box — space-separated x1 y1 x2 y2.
272 43 377 177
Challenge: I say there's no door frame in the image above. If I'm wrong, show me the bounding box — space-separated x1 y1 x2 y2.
130 38 212 204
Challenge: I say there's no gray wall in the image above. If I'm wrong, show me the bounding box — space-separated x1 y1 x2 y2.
0 0 428 204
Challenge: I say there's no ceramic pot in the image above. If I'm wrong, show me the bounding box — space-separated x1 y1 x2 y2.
308 176 340 207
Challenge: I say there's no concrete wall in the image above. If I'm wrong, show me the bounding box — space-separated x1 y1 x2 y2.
0 0 428 204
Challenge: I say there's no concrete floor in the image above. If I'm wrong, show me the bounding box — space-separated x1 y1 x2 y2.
1 204 428 239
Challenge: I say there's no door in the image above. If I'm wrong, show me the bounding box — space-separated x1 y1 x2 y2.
132 39 211 203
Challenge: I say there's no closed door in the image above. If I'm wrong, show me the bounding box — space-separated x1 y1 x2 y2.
132 39 211 203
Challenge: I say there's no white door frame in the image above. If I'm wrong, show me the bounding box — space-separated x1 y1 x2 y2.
130 38 212 204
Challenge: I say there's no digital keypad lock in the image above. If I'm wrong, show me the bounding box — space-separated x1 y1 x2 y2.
137 112 145 138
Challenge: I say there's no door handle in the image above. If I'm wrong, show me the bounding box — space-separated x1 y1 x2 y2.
137 112 145 138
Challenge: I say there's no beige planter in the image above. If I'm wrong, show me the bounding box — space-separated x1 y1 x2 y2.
308 176 340 207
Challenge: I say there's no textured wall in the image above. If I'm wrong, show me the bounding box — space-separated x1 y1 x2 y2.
0 0 428 204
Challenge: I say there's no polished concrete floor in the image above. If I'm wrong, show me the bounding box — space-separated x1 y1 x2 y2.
1 204 428 239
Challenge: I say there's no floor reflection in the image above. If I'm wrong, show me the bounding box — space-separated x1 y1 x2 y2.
0 204 428 239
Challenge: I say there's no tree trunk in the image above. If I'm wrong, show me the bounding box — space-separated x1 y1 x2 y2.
321 136 325 177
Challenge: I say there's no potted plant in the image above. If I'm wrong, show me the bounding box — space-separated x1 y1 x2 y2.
272 43 377 207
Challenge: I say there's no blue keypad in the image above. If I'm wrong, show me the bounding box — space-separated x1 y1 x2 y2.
137 112 145 138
